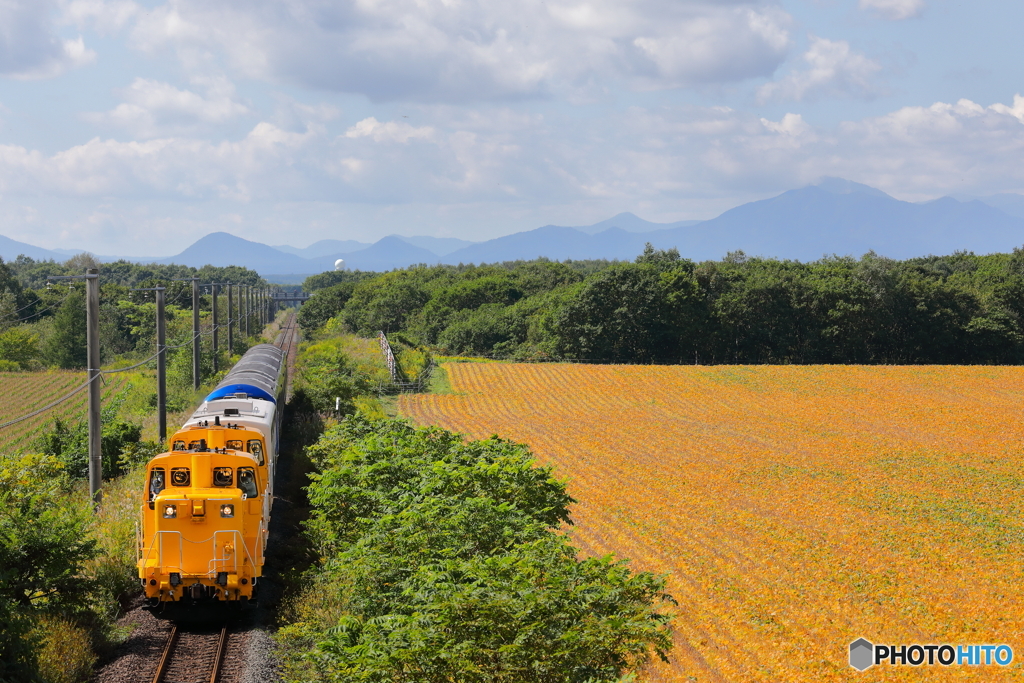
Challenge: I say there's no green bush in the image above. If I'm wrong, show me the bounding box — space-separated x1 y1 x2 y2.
30 613 95 683
0 327 41 370
279 417 675 683
0 598 39 683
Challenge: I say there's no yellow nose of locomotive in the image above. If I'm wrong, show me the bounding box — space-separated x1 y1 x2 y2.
138 447 264 602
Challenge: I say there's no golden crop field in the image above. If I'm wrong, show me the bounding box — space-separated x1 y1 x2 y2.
400 363 1024 682
0 371 129 452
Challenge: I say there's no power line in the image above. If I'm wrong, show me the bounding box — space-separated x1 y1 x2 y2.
0 374 96 430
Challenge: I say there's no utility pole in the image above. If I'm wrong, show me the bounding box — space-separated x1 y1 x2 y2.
212 284 219 374
155 287 166 443
244 285 250 338
86 268 101 505
47 269 102 504
191 278 200 389
227 282 234 356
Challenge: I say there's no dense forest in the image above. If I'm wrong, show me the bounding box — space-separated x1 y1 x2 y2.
299 246 1024 364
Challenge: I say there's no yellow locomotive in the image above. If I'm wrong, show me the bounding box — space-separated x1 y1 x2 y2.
137 344 285 603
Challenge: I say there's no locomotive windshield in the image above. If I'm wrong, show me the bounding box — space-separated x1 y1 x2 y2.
148 468 165 503
213 467 233 487
238 467 258 499
247 439 264 466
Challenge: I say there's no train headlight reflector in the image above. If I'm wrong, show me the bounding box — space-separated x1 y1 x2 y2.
220 504 235 518
163 505 177 518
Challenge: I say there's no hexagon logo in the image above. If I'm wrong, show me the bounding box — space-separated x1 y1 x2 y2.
850 638 874 671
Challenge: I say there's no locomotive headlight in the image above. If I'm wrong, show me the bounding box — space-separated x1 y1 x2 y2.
163 505 177 519
220 504 235 518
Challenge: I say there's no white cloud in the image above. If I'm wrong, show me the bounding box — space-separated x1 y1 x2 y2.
128 0 793 102
0 0 96 79
61 0 139 33
757 36 882 103
344 118 435 144
3 93 1024 243
858 0 925 21
83 77 250 137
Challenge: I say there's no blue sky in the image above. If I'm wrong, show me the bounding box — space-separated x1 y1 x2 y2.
0 0 1022 256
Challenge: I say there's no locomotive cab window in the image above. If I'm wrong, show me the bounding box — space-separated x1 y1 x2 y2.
172 440 186 451
246 439 264 466
170 467 191 487
213 467 233 487
188 438 207 452
148 468 165 505
238 467 258 499
226 439 243 451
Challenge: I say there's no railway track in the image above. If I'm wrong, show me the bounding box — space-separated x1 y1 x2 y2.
274 310 299 401
150 625 234 683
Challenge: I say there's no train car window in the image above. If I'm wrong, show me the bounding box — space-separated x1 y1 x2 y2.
148 468 165 504
226 439 243 451
213 467 233 487
237 467 258 499
172 440 186 451
246 440 265 466
188 438 207 452
170 467 191 487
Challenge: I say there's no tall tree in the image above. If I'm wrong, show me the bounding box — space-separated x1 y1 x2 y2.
45 291 87 369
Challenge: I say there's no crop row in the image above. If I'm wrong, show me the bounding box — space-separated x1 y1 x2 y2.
400 363 1024 682
0 372 129 453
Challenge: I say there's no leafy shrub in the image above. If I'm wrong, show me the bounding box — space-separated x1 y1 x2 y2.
32 417 144 479
0 598 39 683
0 326 40 370
30 613 95 683
0 454 98 611
279 416 675 683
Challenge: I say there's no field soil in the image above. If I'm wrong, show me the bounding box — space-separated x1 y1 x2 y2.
0 371 130 451
400 363 1024 682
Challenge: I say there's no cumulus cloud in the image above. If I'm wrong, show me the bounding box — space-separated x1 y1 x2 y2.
344 118 435 144
3 91 1024 242
128 0 793 102
0 0 96 79
61 0 139 33
83 77 250 137
858 0 925 21
757 36 882 103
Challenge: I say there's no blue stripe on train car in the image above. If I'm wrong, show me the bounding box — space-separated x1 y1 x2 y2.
204 383 277 404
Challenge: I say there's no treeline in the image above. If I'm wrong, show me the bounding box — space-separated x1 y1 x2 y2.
300 246 1024 364
0 254 267 372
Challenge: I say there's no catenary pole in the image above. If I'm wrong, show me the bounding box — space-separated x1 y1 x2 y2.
86 268 101 505
212 283 219 374
156 287 166 443
191 278 200 390
227 282 234 356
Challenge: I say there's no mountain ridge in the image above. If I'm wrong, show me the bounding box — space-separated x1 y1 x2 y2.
3 180 1024 276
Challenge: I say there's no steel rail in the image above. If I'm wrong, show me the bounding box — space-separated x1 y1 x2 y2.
210 625 228 683
151 626 178 683
151 624 228 683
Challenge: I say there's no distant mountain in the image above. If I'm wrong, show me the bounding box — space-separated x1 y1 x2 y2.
978 193 1024 219
441 225 648 264
0 235 67 262
643 180 1024 261
397 235 477 256
159 232 313 273
306 235 441 272
571 212 703 235
273 239 371 258
7 179 1024 278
